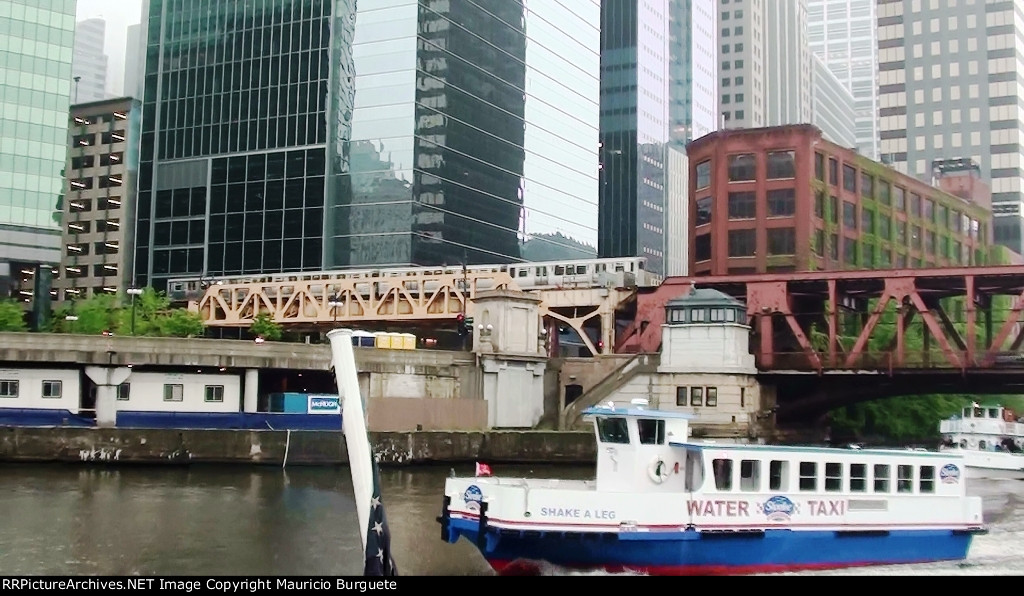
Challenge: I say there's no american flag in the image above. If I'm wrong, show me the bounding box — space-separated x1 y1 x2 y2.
363 458 398 576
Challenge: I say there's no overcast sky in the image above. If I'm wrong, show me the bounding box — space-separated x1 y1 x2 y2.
76 0 145 96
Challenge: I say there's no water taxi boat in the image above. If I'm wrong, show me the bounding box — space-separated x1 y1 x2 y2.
437 402 987 575
939 402 1024 481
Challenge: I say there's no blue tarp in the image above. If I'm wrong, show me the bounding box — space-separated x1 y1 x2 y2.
0 409 95 428
115 411 343 431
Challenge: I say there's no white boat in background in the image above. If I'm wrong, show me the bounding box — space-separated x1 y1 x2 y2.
939 402 1024 480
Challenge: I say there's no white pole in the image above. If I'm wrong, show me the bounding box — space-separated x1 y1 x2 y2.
326 328 372 557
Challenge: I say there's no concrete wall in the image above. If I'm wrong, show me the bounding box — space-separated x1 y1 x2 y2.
557 355 635 399
367 397 487 431
0 427 596 465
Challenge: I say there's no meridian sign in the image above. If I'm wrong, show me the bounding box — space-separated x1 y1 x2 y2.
307 394 341 415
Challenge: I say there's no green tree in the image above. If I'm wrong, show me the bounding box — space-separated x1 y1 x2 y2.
52 293 120 335
0 299 28 332
250 312 282 341
156 308 205 338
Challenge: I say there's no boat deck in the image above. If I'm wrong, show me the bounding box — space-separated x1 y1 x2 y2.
470 477 597 491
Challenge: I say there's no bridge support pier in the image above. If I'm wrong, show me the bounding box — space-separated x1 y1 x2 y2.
84 366 132 428
243 369 259 413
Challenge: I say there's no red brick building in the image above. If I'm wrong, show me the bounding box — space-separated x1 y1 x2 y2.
686 125 993 276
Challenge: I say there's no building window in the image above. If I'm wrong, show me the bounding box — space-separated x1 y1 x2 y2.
695 233 712 262
766 151 796 179
897 221 907 245
727 154 756 181
911 225 922 250
676 386 687 406
861 241 874 267
728 229 756 257
860 173 874 198
880 216 891 242
925 230 936 254
878 181 891 205
814 190 824 219
828 195 838 224
41 380 62 399
163 384 184 402
117 383 130 401
937 204 948 227
909 193 921 218
842 164 856 193
767 188 795 216
690 386 704 406
767 228 795 255
696 197 712 226
696 160 712 189
0 380 17 398
828 158 838 186
923 198 934 222
706 387 718 407
861 209 874 234
894 186 905 211
728 191 756 219
204 385 225 403
813 228 824 256
843 202 857 229
830 233 839 260
814 152 824 181
844 238 858 265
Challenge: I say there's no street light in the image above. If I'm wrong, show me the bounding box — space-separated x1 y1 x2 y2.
126 286 143 335
327 294 342 323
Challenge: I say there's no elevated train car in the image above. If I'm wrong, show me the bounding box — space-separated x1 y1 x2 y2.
166 257 657 303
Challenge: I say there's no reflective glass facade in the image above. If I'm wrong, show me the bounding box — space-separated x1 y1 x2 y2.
137 0 600 288
0 0 75 261
598 0 670 276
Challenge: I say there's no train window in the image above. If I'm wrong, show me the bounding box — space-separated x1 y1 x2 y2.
204 385 225 403
576 265 587 274
117 383 130 401
518 269 527 277
638 261 645 270
554 266 565 275
0 380 19 398
538 267 547 276
615 264 625 272
163 384 184 402
41 380 62 399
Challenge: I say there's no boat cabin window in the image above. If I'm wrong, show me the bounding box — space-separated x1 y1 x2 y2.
874 464 891 493
825 462 842 491
799 462 817 491
770 460 789 491
713 458 733 490
973 406 983 417
988 408 999 418
596 417 630 444
919 466 935 493
850 463 867 492
897 465 913 493
685 449 704 491
740 460 760 491
637 418 665 445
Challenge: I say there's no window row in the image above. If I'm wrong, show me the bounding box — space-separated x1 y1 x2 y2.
68 197 122 212
70 152 126 170
63 264 119 278
695 151 796 189
67 219 120 235
710 459 938 495
112 383 225 403
71 130 126 147
0 380 62 398
69 175 124 190
65 242 119 256
676 386 719 407
720 228 796 258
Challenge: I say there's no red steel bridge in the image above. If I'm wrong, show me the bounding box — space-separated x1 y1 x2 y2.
616 265 1024 423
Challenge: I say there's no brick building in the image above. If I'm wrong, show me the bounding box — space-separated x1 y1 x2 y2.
686 124 994 276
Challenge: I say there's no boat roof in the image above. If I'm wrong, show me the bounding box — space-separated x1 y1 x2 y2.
669 441 960 458
582 406 693 420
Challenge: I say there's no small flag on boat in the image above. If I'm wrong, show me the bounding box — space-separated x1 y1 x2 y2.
475 462 492 477
363 458 398 576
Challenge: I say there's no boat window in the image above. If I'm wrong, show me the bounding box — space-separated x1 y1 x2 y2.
988 408 999 418
770 460 789 491
874 464 891 493
973 406 983 417
596 417 630 444
740 459 760 491
825 462 843 491
799 462 817 491
685 449 704 491
919 466 935 493
979 440 987 450
637 418 665 445
850 463 867 492
713 458 733 490
897 465 914 493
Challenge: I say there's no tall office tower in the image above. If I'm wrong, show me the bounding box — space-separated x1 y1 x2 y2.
0 0 77 309
72 18 109 103
807 0 880 159
717 0 812 130
135 0 600 289
877 0 1024 253
123 23 144 100
598 0 671 277
669 0 718 145
812 54 858 149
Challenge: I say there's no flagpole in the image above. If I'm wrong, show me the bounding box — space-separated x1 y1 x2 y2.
327 328 373 557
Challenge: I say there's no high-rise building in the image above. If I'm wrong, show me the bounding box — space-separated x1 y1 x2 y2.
877 0 1024 253
807 0 880 159
72 18 109 103
669 0 718 145
0 0 77 311
717 0 812 130
812 55 858 149
135 0 600 289
57 97 141 303
598 0 671 276
123 23 144 100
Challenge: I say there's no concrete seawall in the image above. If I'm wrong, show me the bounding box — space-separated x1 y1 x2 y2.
0 427 597 466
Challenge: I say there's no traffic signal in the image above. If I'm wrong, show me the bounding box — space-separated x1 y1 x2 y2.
456 313 467 336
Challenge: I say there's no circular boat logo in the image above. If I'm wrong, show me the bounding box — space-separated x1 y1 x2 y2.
463 485 483 511
762 496 796 521
940 464 961 484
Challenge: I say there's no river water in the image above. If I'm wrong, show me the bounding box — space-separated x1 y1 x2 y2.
0 462 1021 576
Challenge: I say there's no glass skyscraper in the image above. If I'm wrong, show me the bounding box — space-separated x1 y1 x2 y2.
136 0 600 288
0 0 76 297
